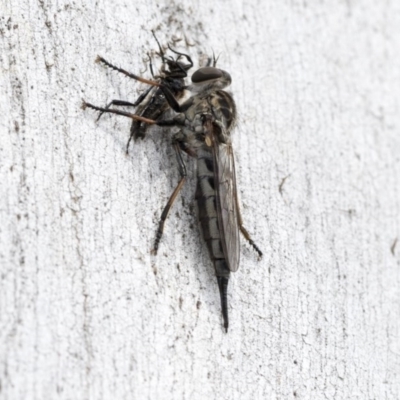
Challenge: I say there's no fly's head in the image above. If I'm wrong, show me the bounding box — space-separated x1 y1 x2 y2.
190 67 232 92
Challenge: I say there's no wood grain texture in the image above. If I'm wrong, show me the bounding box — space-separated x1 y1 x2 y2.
1 0 400 398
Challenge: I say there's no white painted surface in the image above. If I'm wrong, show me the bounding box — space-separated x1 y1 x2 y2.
1 0 400 399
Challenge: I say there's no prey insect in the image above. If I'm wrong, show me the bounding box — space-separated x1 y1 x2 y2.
96 31 193 153
83 54 262 332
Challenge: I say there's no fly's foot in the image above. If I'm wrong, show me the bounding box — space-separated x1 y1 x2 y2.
82 101 102 114
239 225 263 259
249 240 263 258
152 232 162 255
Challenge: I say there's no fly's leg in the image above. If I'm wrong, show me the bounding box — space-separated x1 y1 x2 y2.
167 45 193 74
239 223 263 258
96 87 154 122
82 102 158 125
152 142 187 254
235 192 263 258
83 99 156 156
83 101 184 158
97 55 182 113
151 30 167 63
97 101 136 122
95 54 156 122
83 100 187 252
168 45 193 65
126 122 140 155
82 101 185 128
96 56 161 87
147 53 156 78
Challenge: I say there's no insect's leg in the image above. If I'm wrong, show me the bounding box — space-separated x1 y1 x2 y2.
151 30 167 64
158 86 182 112
238 223 263 258
152 142 187 254
126 115 186 154
126 121 140 155
96 56 160 87
133 85 154 107
96 99 142 122
98 55 183 113
96 55 157 122
83 101 185 127
82 101 158 125
235 193 263 258
167 45 194 72
147 53 156 78
167 45 193 65
98 56 183 113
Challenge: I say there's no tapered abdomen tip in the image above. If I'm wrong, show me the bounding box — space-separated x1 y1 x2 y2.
217 276 230 333
224 321 229 333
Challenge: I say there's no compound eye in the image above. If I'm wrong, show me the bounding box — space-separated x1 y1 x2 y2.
191 67 222 83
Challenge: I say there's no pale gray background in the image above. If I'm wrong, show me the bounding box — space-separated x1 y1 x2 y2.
1 0 400 399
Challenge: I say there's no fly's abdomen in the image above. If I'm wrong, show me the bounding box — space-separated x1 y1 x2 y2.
196 152 230 278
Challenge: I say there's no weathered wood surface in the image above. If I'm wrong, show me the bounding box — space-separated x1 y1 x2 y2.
1 1 400 399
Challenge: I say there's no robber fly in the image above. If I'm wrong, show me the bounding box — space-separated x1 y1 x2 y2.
83 58 262 332
95 31 193 153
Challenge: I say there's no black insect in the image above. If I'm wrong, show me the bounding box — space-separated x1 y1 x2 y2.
95 31 193 154
83 50 262 332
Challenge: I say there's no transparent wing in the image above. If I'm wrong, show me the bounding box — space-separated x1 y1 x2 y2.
213 139 240 272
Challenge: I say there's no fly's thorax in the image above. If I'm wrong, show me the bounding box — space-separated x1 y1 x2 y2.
175 97 212 150
172 85 237 158
210 90 237 131
183 95 210 122
172 121 205 156
183 91 236 132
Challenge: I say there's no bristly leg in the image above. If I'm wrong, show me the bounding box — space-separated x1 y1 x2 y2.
96 55 182 114
234 187 263 258
167 45 194 74
96 100 136 122
217 276 229 332
82 101 185 128
83 99 188 254
96 56 161 87
152 143 187 254
239 225 263 258
82 101 157 125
